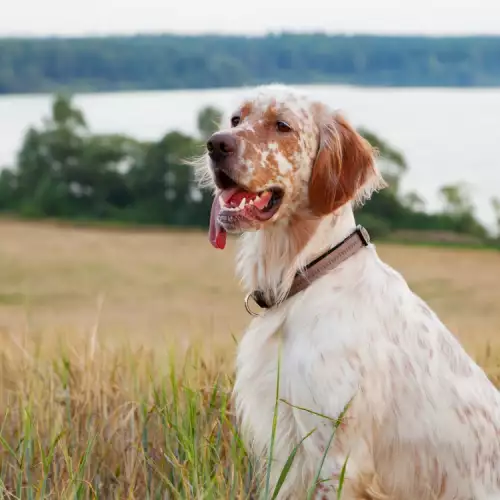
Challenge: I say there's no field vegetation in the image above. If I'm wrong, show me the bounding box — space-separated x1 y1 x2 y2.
0 220 499 498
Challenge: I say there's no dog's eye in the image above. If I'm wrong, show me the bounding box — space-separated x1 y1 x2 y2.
276 121 292 133
231 116 241 127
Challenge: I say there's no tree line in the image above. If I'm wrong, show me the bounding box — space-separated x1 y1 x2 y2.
0 95 498 247
1 34 500 94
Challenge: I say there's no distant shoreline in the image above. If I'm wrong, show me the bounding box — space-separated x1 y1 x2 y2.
1 33 500 95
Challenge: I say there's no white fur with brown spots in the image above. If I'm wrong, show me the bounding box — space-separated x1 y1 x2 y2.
195 84 500 499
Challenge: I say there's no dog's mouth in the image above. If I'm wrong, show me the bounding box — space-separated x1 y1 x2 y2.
209 179 284 250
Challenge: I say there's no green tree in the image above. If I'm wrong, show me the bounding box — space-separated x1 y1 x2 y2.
11 94 138 218
491 197 500 237
402 191 426 212
197 106 223 141
0 169 17 210
359 127 408 194
437 183 486 238
439 183 474 216
50 93 87 130
126 131 203 225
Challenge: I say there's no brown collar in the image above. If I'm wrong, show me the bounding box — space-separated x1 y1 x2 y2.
244 225 371 316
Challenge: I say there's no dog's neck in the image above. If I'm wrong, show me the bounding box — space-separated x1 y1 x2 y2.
236 204 358 303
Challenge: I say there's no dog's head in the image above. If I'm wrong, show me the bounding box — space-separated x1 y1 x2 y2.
196 84 385 249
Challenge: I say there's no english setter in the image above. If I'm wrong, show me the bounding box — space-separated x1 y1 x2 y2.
196 84 500 499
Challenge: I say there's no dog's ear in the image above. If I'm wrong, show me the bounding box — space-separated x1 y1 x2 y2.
309 109 385 216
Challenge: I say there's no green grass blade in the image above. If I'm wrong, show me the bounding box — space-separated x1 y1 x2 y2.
336 453 350 500
307 399 352 500
263 335 283 500
270 428 315 500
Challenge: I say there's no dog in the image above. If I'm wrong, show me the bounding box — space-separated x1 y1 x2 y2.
195 84 500 499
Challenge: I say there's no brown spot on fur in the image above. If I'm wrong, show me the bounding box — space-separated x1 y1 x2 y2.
240 102 253 119
403 354 417 378
235 109 303 192
287 213 322 256
419 303 434 319
455 407 467 424
348 472 390 500
308 112 377 216
437 334 474 377
437 471 448 498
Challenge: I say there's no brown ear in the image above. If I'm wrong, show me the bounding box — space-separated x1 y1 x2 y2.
309 112 381 216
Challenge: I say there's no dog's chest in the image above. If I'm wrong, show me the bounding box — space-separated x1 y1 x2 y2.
234 305 344 462
234 310 290 444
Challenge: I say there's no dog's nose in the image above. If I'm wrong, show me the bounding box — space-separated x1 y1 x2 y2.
206 133 237 162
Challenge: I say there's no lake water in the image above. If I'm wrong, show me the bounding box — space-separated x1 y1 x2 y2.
0 85 499 231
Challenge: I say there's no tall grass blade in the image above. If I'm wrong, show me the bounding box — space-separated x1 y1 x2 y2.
263 335 283 500
270 428 315 500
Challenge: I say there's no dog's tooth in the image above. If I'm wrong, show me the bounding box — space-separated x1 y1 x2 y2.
249 199 255 205
239 198 246 209
219 196 226 208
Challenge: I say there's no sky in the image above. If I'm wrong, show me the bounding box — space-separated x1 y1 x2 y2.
1 0 500 37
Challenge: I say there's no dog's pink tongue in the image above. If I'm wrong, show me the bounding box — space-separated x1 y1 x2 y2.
209 195 227 250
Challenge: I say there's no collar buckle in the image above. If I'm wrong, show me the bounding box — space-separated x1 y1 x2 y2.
244 292 262 317
355 224 371 246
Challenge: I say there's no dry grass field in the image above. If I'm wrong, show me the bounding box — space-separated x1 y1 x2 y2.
0 218 499 498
